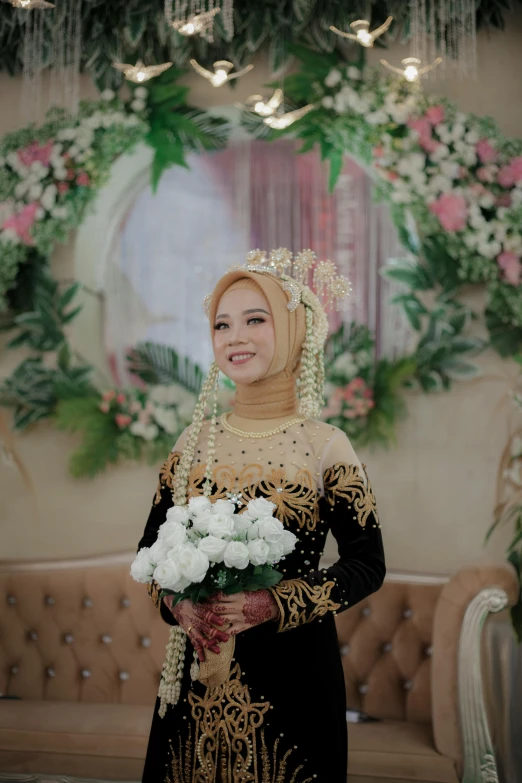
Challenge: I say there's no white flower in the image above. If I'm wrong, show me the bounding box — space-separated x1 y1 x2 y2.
28 183 43 200
390 189 412 204
465 129 479 144
223 541 250 570
176 543 209 583
332 352 357 377
51 206 68 220
257 516 284 544
58 128 76 141
397 153 425 177
197 535 227 563
322 95 334 109
131 99 146 112
212 499 235 517
14 182 29 199
191 509 213 534
324 68 342 87
347 66 361 80
366 110 388 126
101 89 115 101
149 538 168 564
388 103 412 124
266 538 285 564
233 514 253 538
246 521 260 541
478 193 495 209
440 160 460 180
129 420 159 440
281 530 297 556
153 556 187 591
247 539 270 566
158 519 187 550
153 405 179 434
188 496 212 514
130 548 155 582
134 86 148 99
451 123 465 141
430 144 450 162
208 513 235 539
41 184 57 211
243 497 276 520
54 168 68 181
0 228 20 245
35 207 44 220
427 174 453 194
166 505 190 525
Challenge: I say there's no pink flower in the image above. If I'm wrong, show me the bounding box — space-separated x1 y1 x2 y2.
322 388 343 419
511 156 522 182
57 182 69 195
497 251 522 286
115 413 132 429
2 202 39 245
18 140 54 168
429 193 468 232
476 139 498 164
425 105 445 125
116 393 126 405
477 166 496 183
496 193 512 207
76 172 90 187
138 410 151 425
468 183 486 197
99 401 110 414
129 401 142 414
373 145 384 158
420 136 440 154
408 117 432 138
66 169 75 181
102 390 116 402
387 171 398 182
497 157 522 188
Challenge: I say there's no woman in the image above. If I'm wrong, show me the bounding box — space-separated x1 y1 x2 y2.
137 251 385 783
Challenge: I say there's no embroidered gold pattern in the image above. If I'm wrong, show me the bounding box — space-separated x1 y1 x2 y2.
269 579 341 632
155 451 182 504
259 731 314 783
147 579 162 610
324 462 379 528
166 728 194 783
187 663 270 782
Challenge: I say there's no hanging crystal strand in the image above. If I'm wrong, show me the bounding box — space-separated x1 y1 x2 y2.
50 0 82 116
409 0 427 69
222 0 234 41
21 8 45 125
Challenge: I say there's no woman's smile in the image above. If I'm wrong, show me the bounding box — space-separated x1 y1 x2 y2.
228 351 256 365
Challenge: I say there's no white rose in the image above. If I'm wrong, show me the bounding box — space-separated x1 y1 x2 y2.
134 86 148 99
130 548 155 582
29 183 43 200
153 556 188 591
332 352 357 376
158 519 187 550
197 535 228 563
212 499 235 517
148 538 168 564
247 538 269 566
324 68 342 87
266 538 285 564
41 184 57 211
281 529 298 556
131 99 146 112
224 541 250 570
233 514 252 538
322 95 334 109
347 66 362 80
243 497 276 520
366 110 388 126
191 509 213 534
188 496 212 514
101 89 115 101
153 405 178 434
208 513 235 539
247 521 260 541
166 505 190 525
257 516 284 544
176 543 209 583
51 206 68 220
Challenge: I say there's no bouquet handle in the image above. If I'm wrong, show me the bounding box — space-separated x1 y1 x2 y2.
196 627 236 689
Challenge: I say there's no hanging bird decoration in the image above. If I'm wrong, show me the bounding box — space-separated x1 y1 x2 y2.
330 17 393 47
10 0 54 7
380 56 442 82
112 59 173 84
263 103 316 130
189 59 253 87
244 89 283 117
171 9 220 38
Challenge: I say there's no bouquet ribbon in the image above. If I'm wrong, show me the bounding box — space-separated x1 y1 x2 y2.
196 623 236 689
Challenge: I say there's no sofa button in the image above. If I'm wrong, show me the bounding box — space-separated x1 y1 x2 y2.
403 679 413 690
140 636 152 648
361 606 371 617
45 596 56 605
101 635 112 644
403 608 413 619
119 671 130 681
28 631 38 641
7 595 17 605
424 645 433 656
340 644 350 656
81 669 92 678
10 665 19 674
83 597 93 608
121 597 131 608
383 642 392 652
358 683 368 694
64 633 74 644
46 667 56 678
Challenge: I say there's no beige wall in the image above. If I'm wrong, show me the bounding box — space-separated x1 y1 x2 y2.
1 11 522 568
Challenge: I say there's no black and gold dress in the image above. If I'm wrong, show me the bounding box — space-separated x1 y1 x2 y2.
137 418 385 783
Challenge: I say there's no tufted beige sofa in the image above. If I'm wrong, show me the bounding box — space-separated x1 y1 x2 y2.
0 554 518 783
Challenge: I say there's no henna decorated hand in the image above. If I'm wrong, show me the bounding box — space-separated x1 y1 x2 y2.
163 596 230 662
202 589 279 636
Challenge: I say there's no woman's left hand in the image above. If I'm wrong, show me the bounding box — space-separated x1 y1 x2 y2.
203 589 279 636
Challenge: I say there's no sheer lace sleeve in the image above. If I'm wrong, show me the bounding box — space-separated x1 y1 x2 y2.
268 428 385 632
137 427 189 625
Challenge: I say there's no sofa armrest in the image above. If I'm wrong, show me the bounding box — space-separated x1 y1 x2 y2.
431 561 519 779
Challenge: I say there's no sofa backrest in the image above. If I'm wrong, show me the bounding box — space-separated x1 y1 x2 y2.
0 556 445 720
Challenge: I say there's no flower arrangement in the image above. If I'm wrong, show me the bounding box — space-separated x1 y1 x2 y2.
99 384 197 441
131 495 297 605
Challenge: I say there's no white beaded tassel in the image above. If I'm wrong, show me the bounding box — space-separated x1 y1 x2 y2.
157 361 220 717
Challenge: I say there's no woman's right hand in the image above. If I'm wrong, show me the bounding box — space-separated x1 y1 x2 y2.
162 596 230 662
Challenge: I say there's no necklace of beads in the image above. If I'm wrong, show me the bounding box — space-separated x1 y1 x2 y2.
220 412 306 439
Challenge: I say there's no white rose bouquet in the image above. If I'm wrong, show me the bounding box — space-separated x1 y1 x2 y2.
131 495 297 608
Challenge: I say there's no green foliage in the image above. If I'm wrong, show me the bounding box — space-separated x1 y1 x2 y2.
163 563 283 606
127 341 204 393
7 273 82 352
